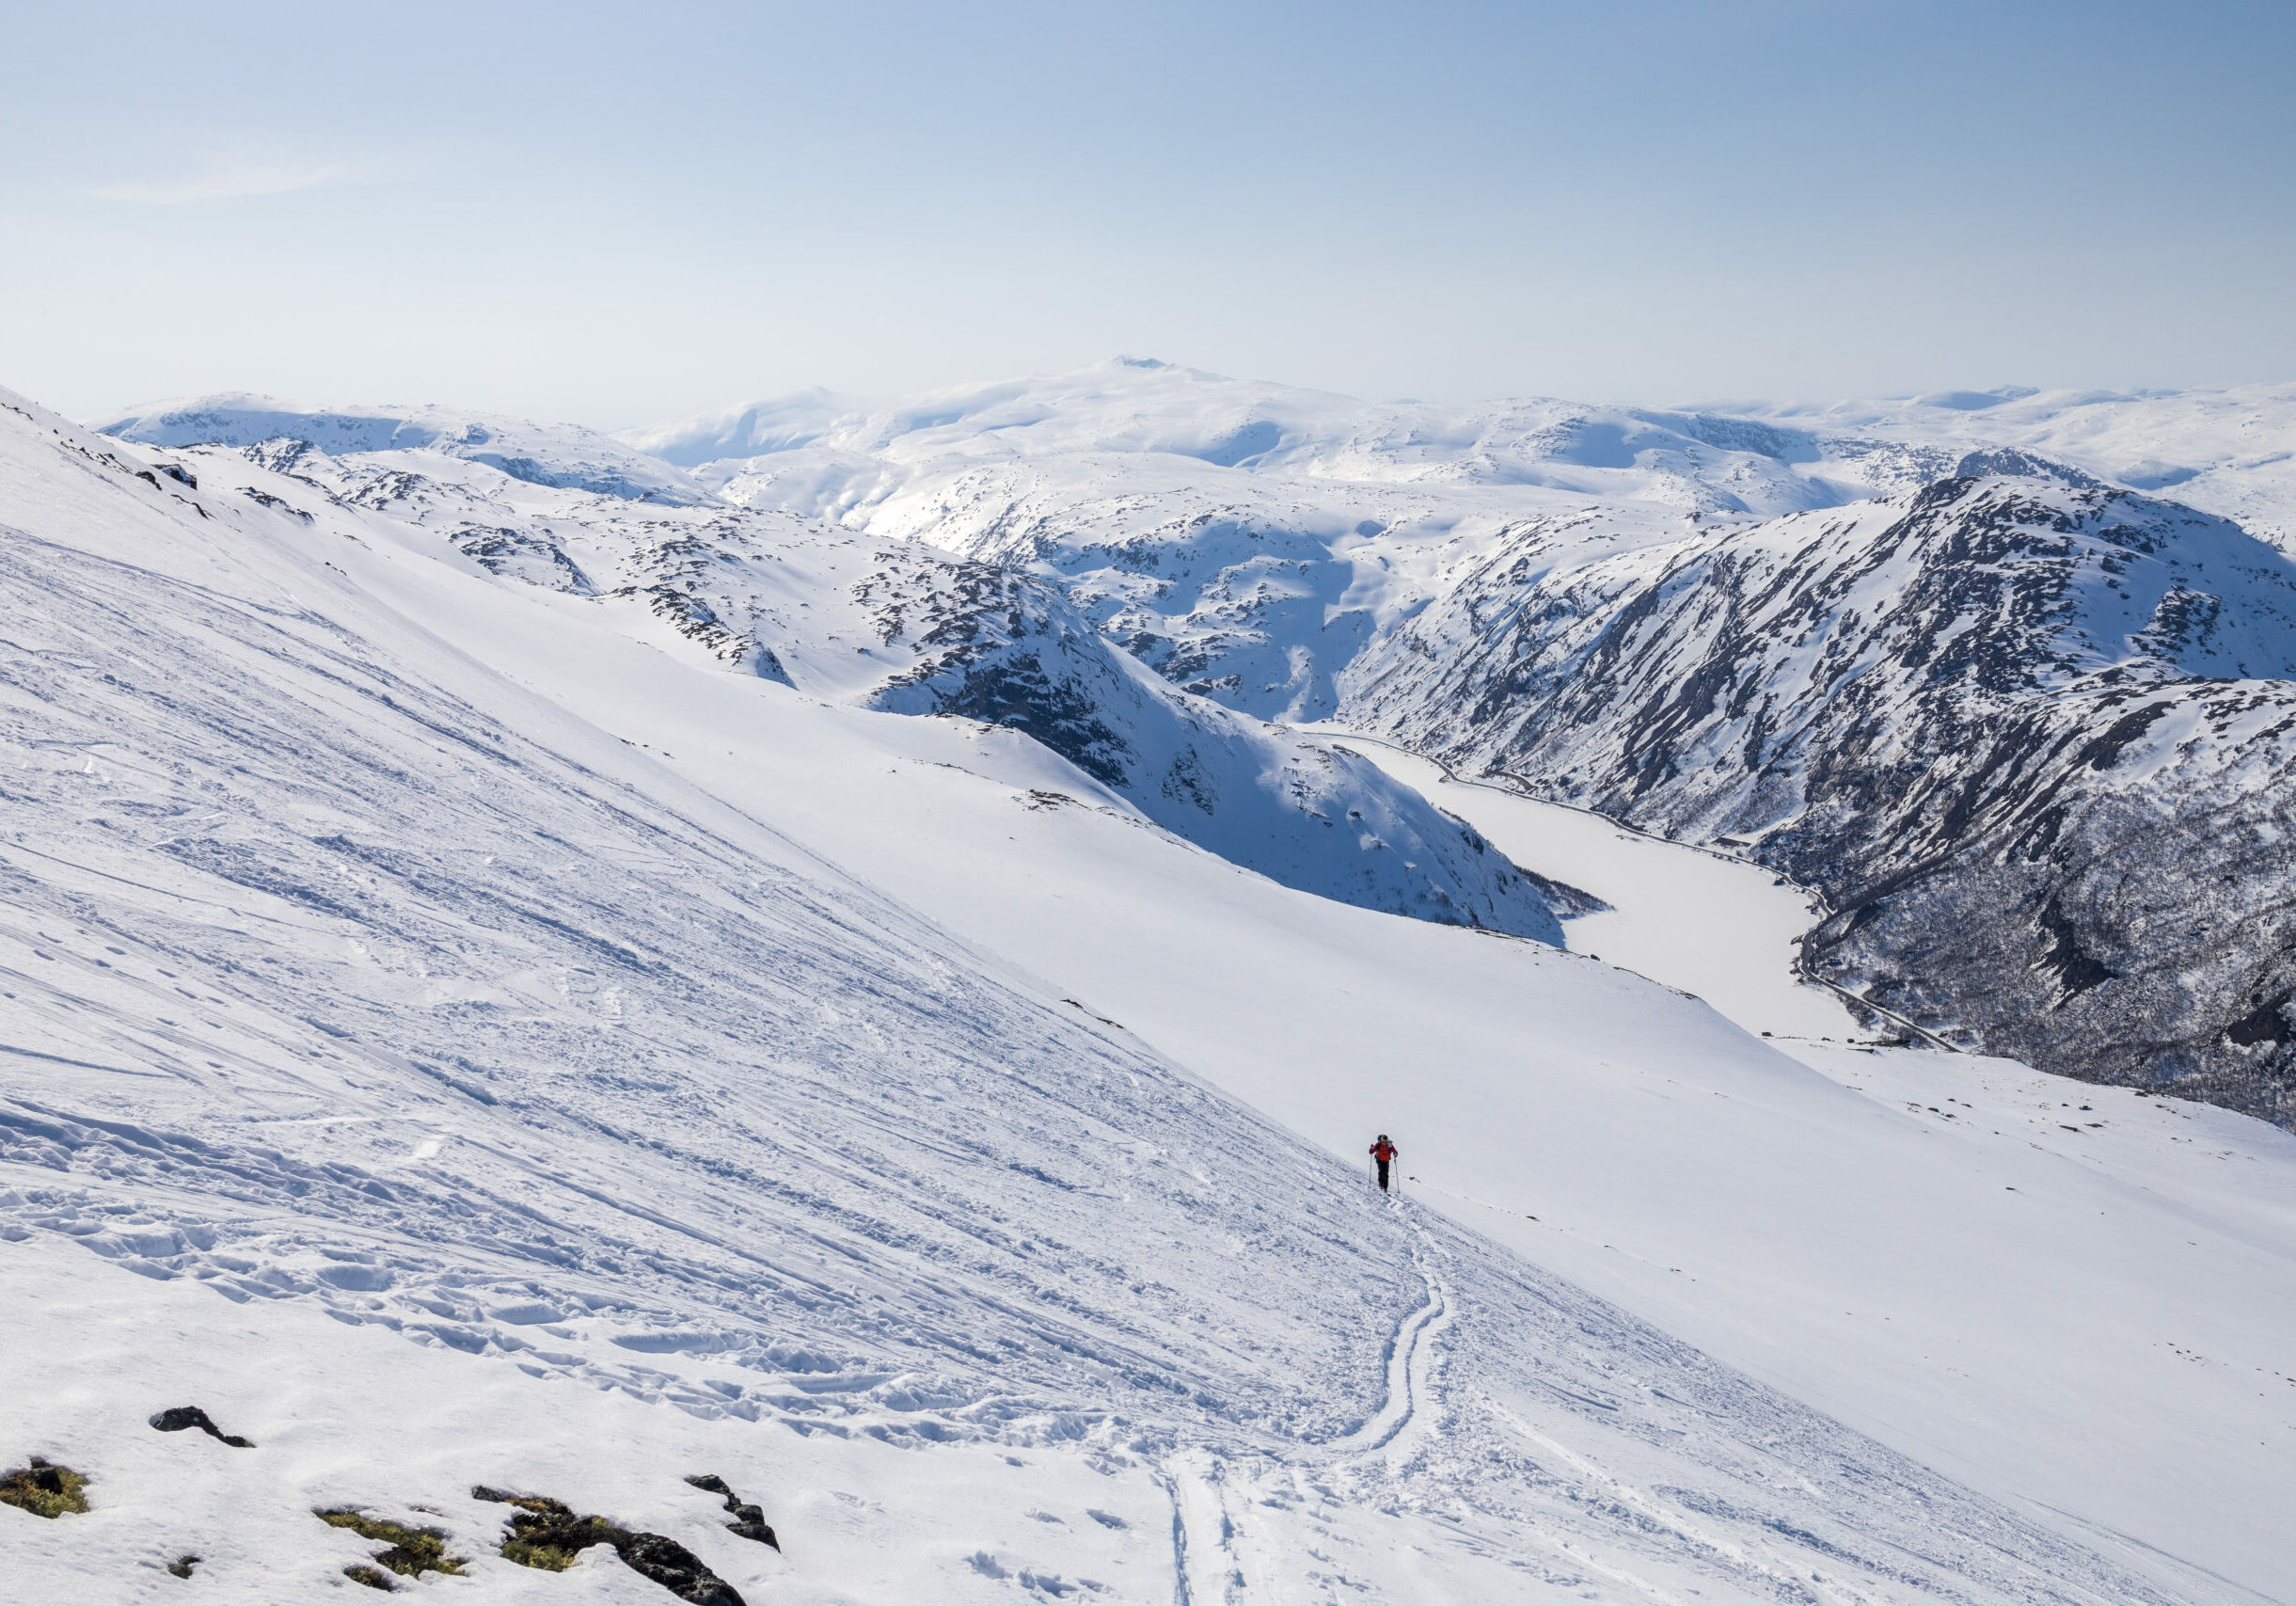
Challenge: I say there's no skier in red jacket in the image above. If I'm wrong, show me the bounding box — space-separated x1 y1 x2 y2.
1369 1134 1398 1192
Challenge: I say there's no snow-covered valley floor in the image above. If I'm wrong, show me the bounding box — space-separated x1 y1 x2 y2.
1291 728 1862 1043
2 388 2291 1604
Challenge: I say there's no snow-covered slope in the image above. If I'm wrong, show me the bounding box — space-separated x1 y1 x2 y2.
418 562 2296 1603
82 412 1565 942
0 384 2237 1603
606 362 2296 1124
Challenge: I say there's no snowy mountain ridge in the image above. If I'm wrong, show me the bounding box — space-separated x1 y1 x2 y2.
1342 467 2296 1120
95 393 712 506
149 429 1568 941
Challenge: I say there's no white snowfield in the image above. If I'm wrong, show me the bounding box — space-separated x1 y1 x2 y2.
237 431 1563 944
0 374 2288 1606
628 362 2296 541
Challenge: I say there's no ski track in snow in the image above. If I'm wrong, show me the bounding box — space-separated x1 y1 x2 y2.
1329 1235 1446 1458
1164 1212 1450 1604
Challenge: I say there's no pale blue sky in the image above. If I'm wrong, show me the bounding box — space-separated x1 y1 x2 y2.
5 1 2291 423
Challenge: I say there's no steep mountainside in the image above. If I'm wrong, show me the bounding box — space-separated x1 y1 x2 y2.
103 367 2296 1121
612 363 2296 1121
148 430 1566 941
1345 467 2296 1120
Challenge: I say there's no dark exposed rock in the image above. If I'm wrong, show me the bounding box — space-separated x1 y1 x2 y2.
478 1484 747 1604
1950 447 2098 488
166 1554 200 1579
150 1406 254 1448
246 436 319 475
685 1473 779 1550
240 486 314 522
448 524 594 594
613 1530 747 1604
1516 863 1610 920
2225 992 2292 1048
859 555 1137 789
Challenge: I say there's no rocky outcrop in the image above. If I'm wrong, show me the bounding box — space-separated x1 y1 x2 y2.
150 1406 255 1447
1348 468 2296 1121
684 1474 777 1550
478 1486 746 1605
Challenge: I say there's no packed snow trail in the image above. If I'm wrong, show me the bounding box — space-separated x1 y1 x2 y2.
1324 1238 1448 1458
1163 1214 1454 1602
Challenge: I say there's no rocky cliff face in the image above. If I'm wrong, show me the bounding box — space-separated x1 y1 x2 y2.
1346 466 2296 1120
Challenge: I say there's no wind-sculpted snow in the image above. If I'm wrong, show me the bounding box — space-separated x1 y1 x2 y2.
95 392 710 504
0 387 2184 1602
1347 467 2296 1121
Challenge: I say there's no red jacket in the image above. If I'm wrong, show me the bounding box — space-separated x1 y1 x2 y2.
1370 1139 1397 1163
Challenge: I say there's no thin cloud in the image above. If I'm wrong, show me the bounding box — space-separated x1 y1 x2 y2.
91 156 345 205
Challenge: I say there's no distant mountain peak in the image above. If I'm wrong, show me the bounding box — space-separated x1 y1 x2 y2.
94 393 712 504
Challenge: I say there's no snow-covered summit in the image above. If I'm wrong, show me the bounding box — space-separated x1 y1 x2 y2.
1731 381 2296 546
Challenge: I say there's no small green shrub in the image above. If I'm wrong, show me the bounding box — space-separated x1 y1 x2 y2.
500 1533 587 1571
315 1508 465 1578
472 1485 630 1571
0 1458 88 1519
